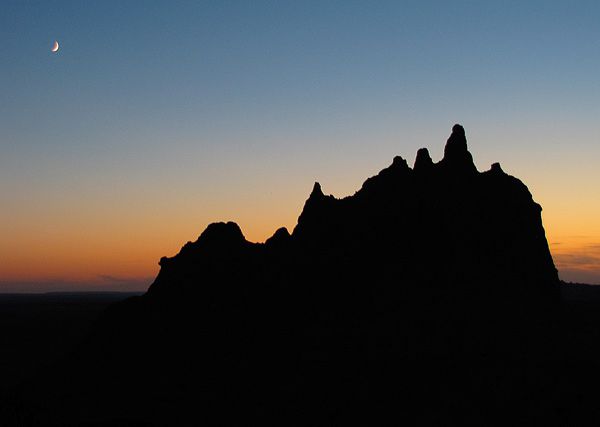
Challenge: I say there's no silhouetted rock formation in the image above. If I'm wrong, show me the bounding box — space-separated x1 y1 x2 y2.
14 125 594 427
441 123 477 173
413 147 433 171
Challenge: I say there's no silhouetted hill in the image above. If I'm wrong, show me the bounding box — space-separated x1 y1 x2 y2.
8 125 600 426
147 124 557 302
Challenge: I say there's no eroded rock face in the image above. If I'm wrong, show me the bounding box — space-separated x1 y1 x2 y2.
145 124 557 307
286 124 556 290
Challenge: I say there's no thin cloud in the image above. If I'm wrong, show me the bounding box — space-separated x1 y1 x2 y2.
98 275 132 283
555 254 600 267
0 278 152 293
553 242 600 284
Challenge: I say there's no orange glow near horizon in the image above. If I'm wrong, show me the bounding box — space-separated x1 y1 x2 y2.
0 218 292 282
3 128 600 291
2 178 599 289
544 213 600 284
0 198 304 289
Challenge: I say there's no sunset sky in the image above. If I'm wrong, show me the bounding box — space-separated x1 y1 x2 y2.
1 1 599 291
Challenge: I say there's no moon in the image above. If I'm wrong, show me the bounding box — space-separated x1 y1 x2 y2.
51 40 59 53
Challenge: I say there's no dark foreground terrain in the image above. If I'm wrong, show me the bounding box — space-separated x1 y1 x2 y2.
3 285 600 426
3 126 600 425
0 293 140 391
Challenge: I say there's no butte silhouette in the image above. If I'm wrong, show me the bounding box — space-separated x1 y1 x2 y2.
10 125 600 426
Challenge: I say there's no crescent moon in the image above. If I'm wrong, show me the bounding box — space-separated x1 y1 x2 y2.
51 40 59 53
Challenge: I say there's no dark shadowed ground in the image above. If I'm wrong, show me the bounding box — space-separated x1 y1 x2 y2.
2 285 600 426
0 293 141 392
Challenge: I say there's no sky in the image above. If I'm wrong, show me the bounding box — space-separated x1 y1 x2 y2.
1 0 599 291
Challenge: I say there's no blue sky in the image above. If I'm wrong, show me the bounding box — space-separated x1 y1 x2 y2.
1 1 600 289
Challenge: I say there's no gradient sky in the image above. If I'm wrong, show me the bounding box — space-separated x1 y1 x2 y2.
1 0 599 291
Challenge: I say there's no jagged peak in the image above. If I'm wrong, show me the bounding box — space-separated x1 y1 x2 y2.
490 162 504 174
310 182 324 199
197 221 246 246
441 123 477 173
414 148 433 171
158 221 246 267
391 155 409 170
265 227 291 246
443 124 468 159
